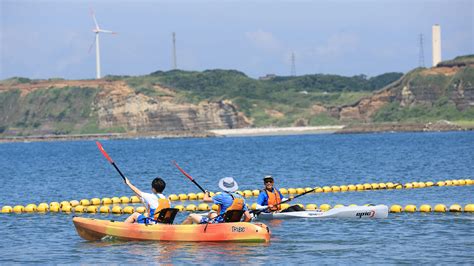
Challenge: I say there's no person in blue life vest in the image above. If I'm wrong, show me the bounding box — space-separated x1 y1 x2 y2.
181 177 252 224
124 176 171 224
256 175 302 213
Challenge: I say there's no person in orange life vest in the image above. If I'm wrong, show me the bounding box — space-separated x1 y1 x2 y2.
124 177 171 224
181 177 252 224
256 175 293 212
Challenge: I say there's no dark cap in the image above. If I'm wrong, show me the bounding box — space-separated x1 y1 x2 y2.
263 175 274 181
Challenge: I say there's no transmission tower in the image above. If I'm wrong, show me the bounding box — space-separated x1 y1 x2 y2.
172 32 177 69
418 33 425 68
291 52 296 76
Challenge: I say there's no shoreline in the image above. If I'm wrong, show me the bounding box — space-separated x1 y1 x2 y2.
0 123 471 143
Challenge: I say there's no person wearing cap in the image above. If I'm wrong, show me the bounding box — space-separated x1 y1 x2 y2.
181 177 252 224
255 175 288 212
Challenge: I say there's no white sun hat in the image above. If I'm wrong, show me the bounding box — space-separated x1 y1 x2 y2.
218 177 239 192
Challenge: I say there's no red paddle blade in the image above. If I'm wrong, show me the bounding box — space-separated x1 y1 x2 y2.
96 141 114 163
172 161 194 181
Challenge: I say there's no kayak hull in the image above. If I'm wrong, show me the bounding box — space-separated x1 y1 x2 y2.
72 217 270 242
256 205 389 220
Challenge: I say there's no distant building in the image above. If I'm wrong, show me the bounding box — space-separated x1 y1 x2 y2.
432 24 442 67
259 74 276 80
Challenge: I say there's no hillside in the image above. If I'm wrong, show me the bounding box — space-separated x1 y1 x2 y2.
0 55 473 136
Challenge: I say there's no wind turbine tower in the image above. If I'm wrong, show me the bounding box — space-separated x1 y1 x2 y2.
432 24 442 67
91 10 116 79
172 32 177 69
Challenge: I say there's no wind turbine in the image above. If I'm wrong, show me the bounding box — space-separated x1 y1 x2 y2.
90 9 116 79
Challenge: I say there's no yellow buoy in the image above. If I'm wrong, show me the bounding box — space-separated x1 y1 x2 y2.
466 179 473 185
198 203 210 211
279 188 288 194
363 183 372 190
120 196 130 204
395 184 403 189
185 204 196 211
69 200 80 207
404 205 417 212
243 190 253 197
386 182 394 189
449 204 462 212
288 188 297 194
37 203 48 212
74 205 86 213
304 187 313 192
130 196 141 203
322 186 332 193
445 180 453 186
306 204 317 210
315 187 323 193
195 192 204 200
251 203 258 210
111 197 121 204
123 206 135 214
25 204 37 212
390 205 402 213
404 183 413 189
168 194 179 201
458 179 466 186
434 204 447 212
464 204 474 212
1 206 13 213
178 194 188 201
211 204 219 211
296 188 306 194
356 184 365 190
320 204 331 211
333 204 344 209
252 190 260 196
99 206 110 213
451 180 459 186
378 183 387 189
80 199 90 206
348 204 358 207
60 201 71 208
348 185 357 191
111 206 122 214
87 206 98 213
371 183 379 189
331 186 340 192
419 204 432 212
61 205 73 213
412 182 420 188
436 181 445 187
50 205 60 212
425 181 434 187
418 182 426 188
173 205 184 212
280 203 290 210
340 185 348 191
49 202 60 209
90 198 101 205
187 193 197 200
101 198 112 205
136 206 147 213
13 205 24 213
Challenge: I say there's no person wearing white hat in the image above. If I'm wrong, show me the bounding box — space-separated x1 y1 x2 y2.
181 177 251 224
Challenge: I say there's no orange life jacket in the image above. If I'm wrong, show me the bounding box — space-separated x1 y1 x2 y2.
147 196 171 221
217 192 244 215
265 188 281 211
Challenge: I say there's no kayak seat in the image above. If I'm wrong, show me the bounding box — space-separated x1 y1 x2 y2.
222 210 245 223
155 208 179 224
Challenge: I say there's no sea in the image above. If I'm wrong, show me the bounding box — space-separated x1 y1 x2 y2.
0 131 473 264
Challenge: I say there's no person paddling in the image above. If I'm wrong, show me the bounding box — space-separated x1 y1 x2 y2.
124 177 171 224
256 175 303 213
181 177 252 224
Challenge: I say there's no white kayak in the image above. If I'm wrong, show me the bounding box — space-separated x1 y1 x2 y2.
255 205 389 220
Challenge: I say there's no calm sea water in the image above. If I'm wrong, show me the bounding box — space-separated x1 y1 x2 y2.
0 132 473 264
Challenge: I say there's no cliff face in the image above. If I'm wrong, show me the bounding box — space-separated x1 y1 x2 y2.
329 63 474 121
0 80 249 135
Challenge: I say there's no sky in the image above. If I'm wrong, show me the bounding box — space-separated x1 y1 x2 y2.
1 0 473 80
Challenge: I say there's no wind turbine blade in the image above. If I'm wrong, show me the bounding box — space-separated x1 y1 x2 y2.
90 8 100 30
88 35 96 53
98 29 117 34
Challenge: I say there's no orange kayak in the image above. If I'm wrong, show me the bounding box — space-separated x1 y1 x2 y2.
73 217 270 242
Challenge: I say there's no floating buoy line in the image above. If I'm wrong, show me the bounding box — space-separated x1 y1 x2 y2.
1 178 472 215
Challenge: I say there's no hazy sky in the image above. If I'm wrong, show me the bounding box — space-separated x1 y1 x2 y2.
1 0 473 80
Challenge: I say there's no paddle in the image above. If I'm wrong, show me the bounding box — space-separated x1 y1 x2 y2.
172 160 206 193
96 141 127 182
251 187 317 215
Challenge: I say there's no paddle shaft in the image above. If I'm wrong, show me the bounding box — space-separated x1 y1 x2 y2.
251 187 316 215
96 141 126 182
172 161 207 193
